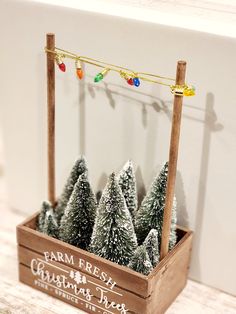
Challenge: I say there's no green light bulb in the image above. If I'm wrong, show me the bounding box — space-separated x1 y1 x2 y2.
94 73 104 82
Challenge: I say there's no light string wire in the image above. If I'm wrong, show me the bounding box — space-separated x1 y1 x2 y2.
45 47 195 96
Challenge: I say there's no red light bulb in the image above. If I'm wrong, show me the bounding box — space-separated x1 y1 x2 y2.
58 62 66 72
127 78 134 86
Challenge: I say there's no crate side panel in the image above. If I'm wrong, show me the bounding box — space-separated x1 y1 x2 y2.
18 245 148 314
17 225 149 298
148 231 193 314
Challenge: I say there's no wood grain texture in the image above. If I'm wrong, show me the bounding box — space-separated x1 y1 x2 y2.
18 245 148 314
148 231 192 313
16 212 194 313
160 61 186 259
47 33 56 207
0 208 236 313
17 222 149 298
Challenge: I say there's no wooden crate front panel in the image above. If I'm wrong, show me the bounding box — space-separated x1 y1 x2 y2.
17 213 193 314
18 245 148 314
19 263 120 314
17 223 149 298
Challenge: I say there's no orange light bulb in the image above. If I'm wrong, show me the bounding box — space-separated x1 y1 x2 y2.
76 68 84 80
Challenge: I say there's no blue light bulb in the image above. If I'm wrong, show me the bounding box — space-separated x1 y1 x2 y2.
133 77 140 87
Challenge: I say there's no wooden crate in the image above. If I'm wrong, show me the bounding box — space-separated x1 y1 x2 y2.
17 212 193 314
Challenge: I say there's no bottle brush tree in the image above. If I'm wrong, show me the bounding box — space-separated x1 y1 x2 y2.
89 173 137 266
128 245 153 275
43 211 59 239
135 162 177 250
143 229 160 267
59 172 97 250
117 160 137 220
37 201 52 232
55 156 88 224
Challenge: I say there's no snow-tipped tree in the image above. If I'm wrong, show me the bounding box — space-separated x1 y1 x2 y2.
59 172 97 250
37 201 52 232
128 245 153 275
143 229 160 267
55 156 88 223
135 162 177 250
43 211 59 239
89 173 137 266
117 160 137 220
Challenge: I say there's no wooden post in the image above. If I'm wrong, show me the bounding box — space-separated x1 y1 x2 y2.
46 33 56 207
160 61 186 259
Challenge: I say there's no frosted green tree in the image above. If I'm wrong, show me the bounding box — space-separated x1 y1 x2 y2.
43 211 59 239
59 172 97 249
37 201 52 232
135 162 177 250
117 160 137 220
89 173 137 266
143 229 160 267
55 156 88 223
128 245 153 275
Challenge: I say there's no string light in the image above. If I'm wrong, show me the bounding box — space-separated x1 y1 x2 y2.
183 85 195 96
45 47 195 96
94 68 110 83
55 54 66 72
170 84 195 96
127 78 134 86
120 71 134 86
133 77 140 87
75 59 84 79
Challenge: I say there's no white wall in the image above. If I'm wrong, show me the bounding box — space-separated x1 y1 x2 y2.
1 0 236 296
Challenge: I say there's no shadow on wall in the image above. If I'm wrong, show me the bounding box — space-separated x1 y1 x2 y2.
77 82 224 265
192 92 224 280
135 166 147 207
78 78 86 155
78 78 170 195
175 170 188 227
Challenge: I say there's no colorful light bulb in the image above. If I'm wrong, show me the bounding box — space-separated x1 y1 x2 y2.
94 68 109 83
58 62 66 72
55 55 66 72
183 85 195 96
75 60 84 79
133 77 140 87
120 71 129 80
127 78 134 85
94 73 103 82
76 68 84 79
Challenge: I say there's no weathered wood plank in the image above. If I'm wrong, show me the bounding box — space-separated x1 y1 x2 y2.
19 265 90 313
17 222 149 298
18 245 148 314
149 231 193 313
19 264 137 314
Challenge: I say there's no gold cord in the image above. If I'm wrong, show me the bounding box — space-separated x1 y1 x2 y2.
45 47 195 96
